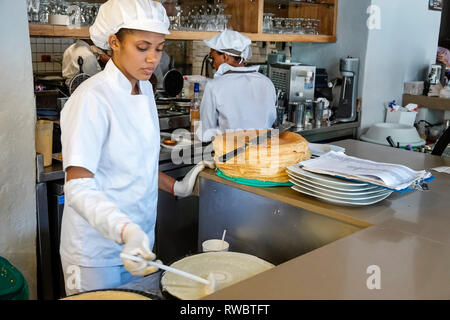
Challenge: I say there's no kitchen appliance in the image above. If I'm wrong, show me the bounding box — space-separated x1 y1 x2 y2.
267 53 286 64
335 57 359 123
157 101 191 131
269 63 316 104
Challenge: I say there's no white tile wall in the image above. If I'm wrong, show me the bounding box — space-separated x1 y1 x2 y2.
30 37 75 74
30 37 290 75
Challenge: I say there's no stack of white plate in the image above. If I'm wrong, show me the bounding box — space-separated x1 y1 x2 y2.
286 166 393 206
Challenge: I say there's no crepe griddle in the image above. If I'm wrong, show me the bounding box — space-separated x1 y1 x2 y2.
160 251 274 300
60 288 160 300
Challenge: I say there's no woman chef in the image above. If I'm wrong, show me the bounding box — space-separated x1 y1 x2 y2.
197 30 277 142
60 0 212 295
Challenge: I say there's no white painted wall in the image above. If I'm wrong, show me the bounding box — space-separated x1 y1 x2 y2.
0 0 37 299
291 0 442 133
361 0 442 131
291 0 371 101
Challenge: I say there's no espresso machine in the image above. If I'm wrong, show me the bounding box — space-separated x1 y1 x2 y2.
334 57 359 123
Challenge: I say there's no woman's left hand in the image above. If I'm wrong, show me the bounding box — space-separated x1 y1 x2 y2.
173 161 215 198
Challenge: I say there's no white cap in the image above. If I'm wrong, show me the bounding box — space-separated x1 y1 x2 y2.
90 0 170 50
204 30 252 61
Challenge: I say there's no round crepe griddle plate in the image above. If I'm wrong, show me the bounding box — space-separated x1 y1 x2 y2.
160 252 275 300
60 288 159 300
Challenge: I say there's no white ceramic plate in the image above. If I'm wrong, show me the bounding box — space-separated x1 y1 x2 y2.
160 132 193 150
289 178 392 200
308 143 346 157
286 166 372 189
291 185 392 206
286 172 380 192
288 175 390 197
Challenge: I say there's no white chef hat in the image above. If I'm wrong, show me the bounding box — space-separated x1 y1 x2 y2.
90 0 170 50
204 30 252 61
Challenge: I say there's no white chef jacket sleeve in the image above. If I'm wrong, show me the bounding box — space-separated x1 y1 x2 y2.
61 91 132 244
61 91 107 174
198 82 220 142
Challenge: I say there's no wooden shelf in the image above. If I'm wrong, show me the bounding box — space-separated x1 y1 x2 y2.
29 0 338 43
29 24 337 43
402 94 450 111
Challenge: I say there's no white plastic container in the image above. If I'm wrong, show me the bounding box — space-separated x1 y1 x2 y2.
202 239 229 252
386 111 417 126
48 14 69 26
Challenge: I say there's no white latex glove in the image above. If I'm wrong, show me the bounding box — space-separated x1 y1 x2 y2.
173 161 215 198
120 223 158 277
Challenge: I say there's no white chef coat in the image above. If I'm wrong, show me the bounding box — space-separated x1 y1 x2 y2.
60 59 160 267
62 40 102 86
197 63 277 142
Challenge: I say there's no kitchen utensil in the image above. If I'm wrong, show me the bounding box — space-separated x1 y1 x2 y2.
291 102 306 130
120 253 217 295
386 136 396 147
218 122 294 163
69 56 90 95
221 229 227 250
160 252 274 300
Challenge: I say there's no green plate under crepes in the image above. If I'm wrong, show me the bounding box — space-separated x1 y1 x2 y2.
216 168 293 187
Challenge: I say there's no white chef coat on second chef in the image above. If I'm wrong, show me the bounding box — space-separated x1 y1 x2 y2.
197 63 277 142
62 40 102 86
60 59 160 267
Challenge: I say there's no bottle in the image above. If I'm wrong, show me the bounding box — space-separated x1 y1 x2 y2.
190 82 200 132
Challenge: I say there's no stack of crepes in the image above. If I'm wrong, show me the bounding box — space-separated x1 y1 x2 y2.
213 129 311 183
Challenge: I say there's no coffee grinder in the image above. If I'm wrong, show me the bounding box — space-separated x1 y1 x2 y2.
335 57 359 122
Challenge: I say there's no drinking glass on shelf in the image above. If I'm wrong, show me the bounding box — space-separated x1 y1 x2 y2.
273 17 283 34
263 13 274 33
38 0 50 24
28 0 41 22
312 18 320 35
294 18 305 34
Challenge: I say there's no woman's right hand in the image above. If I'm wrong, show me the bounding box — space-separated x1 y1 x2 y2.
120 223 158 276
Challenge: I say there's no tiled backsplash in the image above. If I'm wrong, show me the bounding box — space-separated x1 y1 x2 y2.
30 37 75 74
31 37 291 76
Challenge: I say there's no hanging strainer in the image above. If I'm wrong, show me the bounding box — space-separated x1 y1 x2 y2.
69 56 90 95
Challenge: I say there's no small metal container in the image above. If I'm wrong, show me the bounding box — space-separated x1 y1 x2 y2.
291 102 306 130
313 101 325 128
